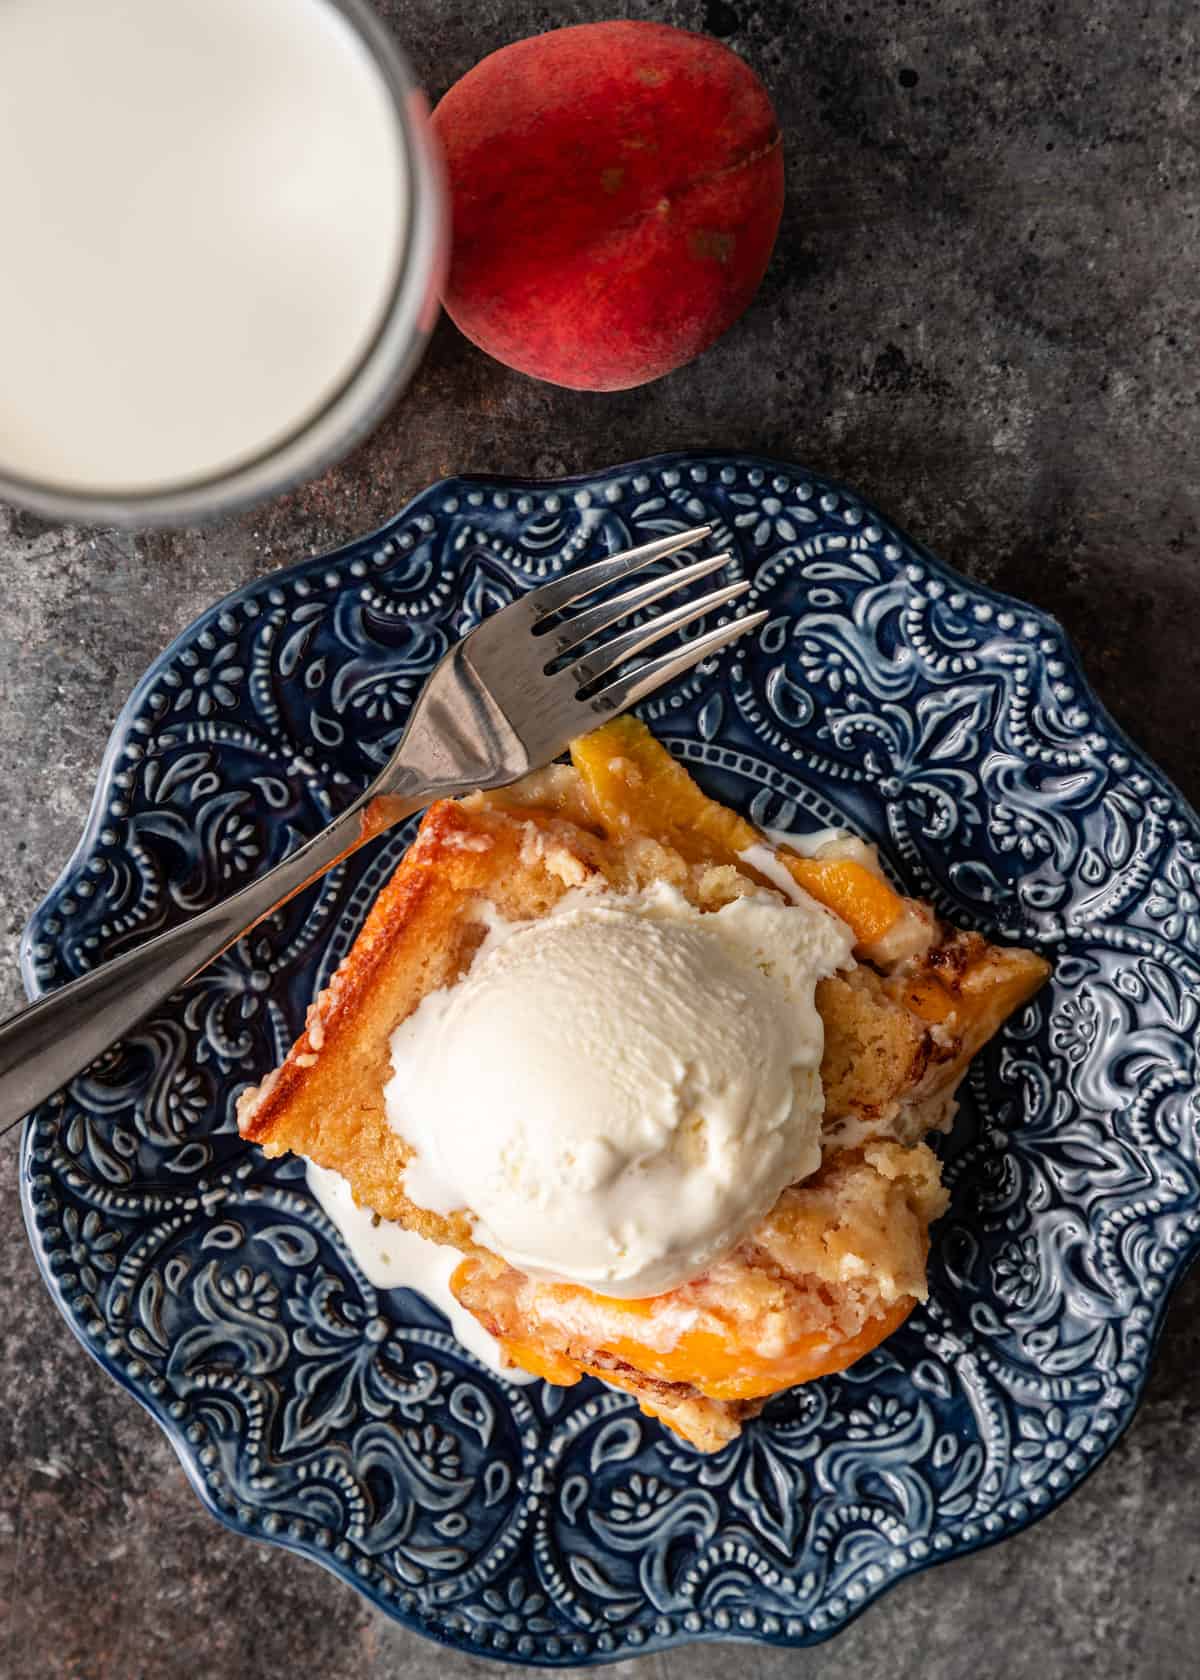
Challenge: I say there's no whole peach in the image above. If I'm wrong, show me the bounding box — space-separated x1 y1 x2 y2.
431 21 784 391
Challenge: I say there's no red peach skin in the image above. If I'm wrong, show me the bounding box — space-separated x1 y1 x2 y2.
432 21 785 391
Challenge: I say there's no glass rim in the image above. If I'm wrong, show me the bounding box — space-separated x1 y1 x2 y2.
0 0 446 529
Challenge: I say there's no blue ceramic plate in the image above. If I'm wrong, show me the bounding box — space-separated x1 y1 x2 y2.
20 454 1200 1663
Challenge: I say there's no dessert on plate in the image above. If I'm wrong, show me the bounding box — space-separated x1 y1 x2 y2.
238 717 1048 1451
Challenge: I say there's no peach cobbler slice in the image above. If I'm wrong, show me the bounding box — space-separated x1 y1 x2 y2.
238 719 1048 1451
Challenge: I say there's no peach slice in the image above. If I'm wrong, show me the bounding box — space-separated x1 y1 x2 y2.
455 1265 916 1403
570 715 906 948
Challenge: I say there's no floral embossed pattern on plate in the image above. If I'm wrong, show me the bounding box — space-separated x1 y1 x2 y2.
19 453 1200 1663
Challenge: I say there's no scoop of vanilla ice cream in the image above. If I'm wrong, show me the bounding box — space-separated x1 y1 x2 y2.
383 881 854 1297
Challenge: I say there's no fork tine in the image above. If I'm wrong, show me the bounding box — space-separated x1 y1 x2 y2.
569 580 750 691
529 525 713 622
540 551 733 660
588 610 768 717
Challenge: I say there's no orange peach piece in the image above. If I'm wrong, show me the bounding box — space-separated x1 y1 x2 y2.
487 1290 917 1402
570 715 906 949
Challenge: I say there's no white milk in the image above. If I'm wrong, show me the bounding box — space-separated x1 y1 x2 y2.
0 0 408 493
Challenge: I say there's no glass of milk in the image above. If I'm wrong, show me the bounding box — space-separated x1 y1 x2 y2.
0 0 445 525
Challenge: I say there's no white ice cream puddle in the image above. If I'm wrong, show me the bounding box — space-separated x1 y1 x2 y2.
306 1160 536 1384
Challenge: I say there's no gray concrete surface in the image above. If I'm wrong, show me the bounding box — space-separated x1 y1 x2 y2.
2 0 1198 1675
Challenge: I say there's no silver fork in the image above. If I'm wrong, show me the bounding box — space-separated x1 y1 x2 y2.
0 525 764 1135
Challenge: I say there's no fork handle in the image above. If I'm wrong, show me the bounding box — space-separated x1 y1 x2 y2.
0 784 432 1138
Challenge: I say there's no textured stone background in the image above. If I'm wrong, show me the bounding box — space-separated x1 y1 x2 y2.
2 0 1198 1675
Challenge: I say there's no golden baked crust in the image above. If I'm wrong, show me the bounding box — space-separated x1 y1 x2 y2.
238 745 1049 1450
